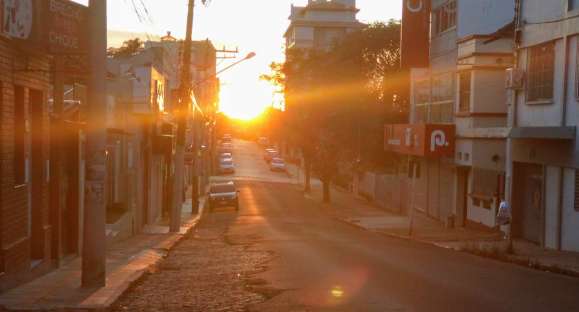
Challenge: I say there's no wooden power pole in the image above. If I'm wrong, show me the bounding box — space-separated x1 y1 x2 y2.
82 0 107 288
171 0 195 232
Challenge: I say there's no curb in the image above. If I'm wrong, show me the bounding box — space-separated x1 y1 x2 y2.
330 213 579 279
82 214 204 312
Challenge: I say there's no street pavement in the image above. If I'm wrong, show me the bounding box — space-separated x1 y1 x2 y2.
113 139 579 312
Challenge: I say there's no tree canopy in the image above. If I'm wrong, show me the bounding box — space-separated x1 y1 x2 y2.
107 38 144 58
262 20 405 202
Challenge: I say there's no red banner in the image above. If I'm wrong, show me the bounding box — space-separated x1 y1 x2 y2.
384 124 455 158
401 0 431 69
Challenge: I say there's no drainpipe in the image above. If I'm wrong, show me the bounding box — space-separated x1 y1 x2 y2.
505 0 523 243
557 1 571 250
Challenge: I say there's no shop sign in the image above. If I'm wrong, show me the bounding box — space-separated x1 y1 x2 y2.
384 124 455 158
1 0 88 54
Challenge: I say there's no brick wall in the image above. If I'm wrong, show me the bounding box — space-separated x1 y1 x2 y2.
0 39 52 291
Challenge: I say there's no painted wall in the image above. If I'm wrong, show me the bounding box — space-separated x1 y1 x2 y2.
472 70 508 114
304 10 356 22
457 0 515 39
562 168 579 251
544 166 561 250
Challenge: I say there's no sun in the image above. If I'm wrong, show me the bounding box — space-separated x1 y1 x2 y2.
218 79 273 121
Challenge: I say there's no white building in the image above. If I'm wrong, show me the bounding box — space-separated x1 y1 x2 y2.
506 0 579 251
284 0 363 50
386 0 515 228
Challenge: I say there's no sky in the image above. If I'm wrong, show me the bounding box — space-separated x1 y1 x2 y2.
75 0 402 119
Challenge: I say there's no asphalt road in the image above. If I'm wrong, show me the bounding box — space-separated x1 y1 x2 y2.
115 140 579 312
224 140 579 311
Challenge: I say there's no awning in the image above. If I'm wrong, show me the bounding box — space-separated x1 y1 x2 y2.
509 127 576 140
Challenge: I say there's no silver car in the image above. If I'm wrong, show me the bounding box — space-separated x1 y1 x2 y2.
219 159 235 174
207 182 239 212
270 157 286 172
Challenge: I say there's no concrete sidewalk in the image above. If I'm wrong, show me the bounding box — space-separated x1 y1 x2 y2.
0 197 206 311
287 163 579 277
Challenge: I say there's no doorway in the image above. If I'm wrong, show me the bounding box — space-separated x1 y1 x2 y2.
29 88 44 261
513 163 543 244
456 167 469 227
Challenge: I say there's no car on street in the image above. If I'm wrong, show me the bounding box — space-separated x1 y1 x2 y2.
258 136 268 146
220 142 233 153
207 181 239 212
270 157 286 172
218 159 235 174
219 152 233 162
263 149 279 162
222 134 232 143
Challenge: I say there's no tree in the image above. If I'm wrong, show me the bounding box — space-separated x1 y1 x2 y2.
263 21 404 202
107 38 144 58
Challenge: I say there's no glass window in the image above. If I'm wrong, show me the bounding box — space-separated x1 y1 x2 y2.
433 0 457 35
210 184 236 193
459 71 471 112
527 42 555 102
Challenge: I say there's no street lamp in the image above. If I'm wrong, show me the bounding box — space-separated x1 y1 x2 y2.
214 52 256 76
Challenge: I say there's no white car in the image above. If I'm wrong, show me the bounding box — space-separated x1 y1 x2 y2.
270 158 286 172
207 181 239 212
219 159 235 174
220 152 233 162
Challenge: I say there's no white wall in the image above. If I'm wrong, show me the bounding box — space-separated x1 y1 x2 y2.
472 70 507 114
458 0 515 38
544 166 561 250
566 36 579 140
522 0 563 26
304 10 356 22
562 168 579 252
466 171 497 227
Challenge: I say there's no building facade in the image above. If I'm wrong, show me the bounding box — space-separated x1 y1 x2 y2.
506 0 579 251
285 0 363 51
386 0 515 227
0 0 94 291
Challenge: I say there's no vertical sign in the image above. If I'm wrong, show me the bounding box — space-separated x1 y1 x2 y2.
401 0 431 69
45 0 88 54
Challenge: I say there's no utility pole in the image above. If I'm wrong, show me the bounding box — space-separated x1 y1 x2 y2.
82 0 107 288
172 0 195 232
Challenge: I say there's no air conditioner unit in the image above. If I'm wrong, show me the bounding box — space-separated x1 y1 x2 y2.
505 68 525 90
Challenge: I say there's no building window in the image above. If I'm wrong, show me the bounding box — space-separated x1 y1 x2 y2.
570 0 579 11
527 42 555 102
433 0 457 35
459 71 471 112
14 86 26 186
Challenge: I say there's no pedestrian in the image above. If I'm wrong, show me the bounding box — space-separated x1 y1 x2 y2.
496 199 511 239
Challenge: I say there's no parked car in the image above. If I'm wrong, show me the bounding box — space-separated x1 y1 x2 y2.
219 159 235 174
222 134 232 143
270 157 286 172
263 149 279 162
258 136 268 146
207 181 239 212
220 142 233 153
220 152 233 162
